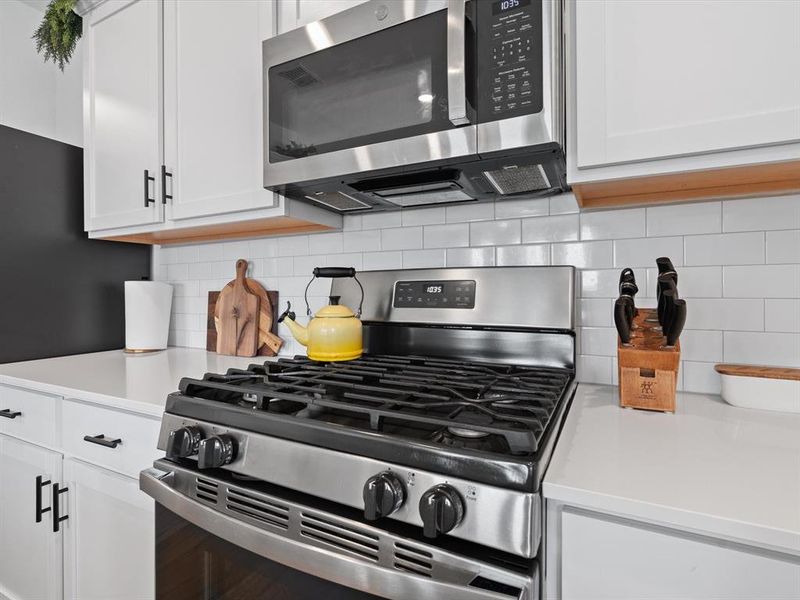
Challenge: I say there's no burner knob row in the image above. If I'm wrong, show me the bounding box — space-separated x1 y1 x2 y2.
165 426 237 469
363 471 405 521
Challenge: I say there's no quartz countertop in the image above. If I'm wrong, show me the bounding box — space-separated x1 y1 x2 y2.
0 348 270 417
544 384 800 556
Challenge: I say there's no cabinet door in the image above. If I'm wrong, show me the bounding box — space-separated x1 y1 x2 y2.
560 509 800 599
83 0 164 231
0 435 63 600
163 0 276 220
62 458 154 600
278 0 368 32
573 0 800 169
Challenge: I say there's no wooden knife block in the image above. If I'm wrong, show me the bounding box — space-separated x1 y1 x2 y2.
618 308 680 413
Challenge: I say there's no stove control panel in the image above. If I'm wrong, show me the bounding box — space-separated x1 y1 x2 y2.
393 280 476 309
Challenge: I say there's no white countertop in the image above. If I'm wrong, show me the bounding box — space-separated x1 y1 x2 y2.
0 348 266 417
544 384 800 556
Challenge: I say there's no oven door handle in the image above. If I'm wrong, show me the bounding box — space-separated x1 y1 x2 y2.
140 468 527 600
447 0 470 126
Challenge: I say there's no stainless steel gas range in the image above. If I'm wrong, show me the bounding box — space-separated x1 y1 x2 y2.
140 266 577 599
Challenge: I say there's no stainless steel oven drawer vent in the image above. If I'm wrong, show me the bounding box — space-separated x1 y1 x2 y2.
483 164 551 195
226 488 290 530
305 191 369 211
195 477 219 504
300 512 380 562
394 542 433 578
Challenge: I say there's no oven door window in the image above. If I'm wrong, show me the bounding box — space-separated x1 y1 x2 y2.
268 10 455 164
156 505 384 599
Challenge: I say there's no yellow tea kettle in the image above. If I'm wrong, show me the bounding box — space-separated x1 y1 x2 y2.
278 267 364 362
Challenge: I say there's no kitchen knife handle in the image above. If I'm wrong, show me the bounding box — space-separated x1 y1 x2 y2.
619 268 636 286
614 298 632 344
666 299 687 347
660 288 676 338
657 275 678 325
656 257 678 283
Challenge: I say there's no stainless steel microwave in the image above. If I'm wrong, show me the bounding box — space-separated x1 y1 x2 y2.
262 0 565 212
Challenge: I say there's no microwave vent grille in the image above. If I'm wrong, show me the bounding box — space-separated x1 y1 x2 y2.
277 65 318 87
306 191 370 211
483 164 551 195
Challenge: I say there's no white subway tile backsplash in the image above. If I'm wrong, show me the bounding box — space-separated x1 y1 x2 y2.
549 192 579 215
381 227 423 250
614 236 683 267
496 244 550 266
552 241 613 269
646 202 721 237
766 230 800 264
686 299 764 331
494 198 549 219
362 211 402 230
402 249 446 269
401 206 446 226
446 202 494 223
682 362 721 395
470 219 520 247
277 235 309 257
343 230 381 252
423 223 469 248
723 265 800 298
522 214 579 243
153 190 799 392
723 331 800 367
580 208 645 240
684 232 764 266
723 194 800 232
646 266 722 298
679 330 723 362
363 251 403 271
446 247 495 267
766 299 800 333
308 232 343 255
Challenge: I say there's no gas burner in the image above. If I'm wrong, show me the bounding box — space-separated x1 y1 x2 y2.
430 427 510 454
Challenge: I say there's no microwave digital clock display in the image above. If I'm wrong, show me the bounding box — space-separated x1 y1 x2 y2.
492 0 531 15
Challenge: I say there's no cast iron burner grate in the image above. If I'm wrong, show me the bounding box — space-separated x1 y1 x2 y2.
179 355 572 457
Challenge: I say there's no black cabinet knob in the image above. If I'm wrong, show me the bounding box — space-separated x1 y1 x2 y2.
362 471 405 521
166 426 202 459
418 484 464 538
197 435 236 469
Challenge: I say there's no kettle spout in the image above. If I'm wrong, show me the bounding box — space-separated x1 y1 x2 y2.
277 301 309 347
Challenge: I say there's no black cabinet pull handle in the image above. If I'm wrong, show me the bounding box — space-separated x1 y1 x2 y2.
52 483 69 533
161 165 173 204
144 169 156 206
35 475 52 523
83 434 122 449
0 409 22 419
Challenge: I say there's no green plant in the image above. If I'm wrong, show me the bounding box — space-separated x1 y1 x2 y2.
33 0 83 71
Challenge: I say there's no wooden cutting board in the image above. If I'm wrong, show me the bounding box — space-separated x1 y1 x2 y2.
207 289 283 356
215 259 260 356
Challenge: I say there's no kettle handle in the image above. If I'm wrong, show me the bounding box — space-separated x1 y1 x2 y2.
304 267 364 318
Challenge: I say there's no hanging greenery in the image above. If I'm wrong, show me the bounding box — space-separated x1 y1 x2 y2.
33 0 83 71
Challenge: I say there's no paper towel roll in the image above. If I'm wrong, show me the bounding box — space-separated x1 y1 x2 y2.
125 281 173 352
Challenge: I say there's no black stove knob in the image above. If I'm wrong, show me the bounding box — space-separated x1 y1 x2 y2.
166 426 202 459
197 434 236 469
419 484 464 538
363 471 405 521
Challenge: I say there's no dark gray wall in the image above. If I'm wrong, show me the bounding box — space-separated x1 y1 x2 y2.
0 124 151 363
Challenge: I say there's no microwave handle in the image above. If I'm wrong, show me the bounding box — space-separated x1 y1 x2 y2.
447 0 470 126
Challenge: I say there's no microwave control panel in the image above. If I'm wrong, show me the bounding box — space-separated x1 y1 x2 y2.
393 280 476 309
476 0 543 122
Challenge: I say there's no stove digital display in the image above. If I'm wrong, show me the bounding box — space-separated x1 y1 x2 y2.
394 280 476 309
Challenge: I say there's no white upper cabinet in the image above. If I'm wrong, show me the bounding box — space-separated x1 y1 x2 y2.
83 0 164 231
568 0 800 183
163 0 276 220
278 0 369 33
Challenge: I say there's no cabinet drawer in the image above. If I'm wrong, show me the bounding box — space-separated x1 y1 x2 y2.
0 385 59 446
62 400 161 478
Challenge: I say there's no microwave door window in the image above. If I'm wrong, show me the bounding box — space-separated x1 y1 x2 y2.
269 11 453 163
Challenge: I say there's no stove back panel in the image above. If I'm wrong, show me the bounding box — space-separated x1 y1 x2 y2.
332 266 576 330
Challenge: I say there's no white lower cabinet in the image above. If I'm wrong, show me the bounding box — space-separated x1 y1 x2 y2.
0 435 63 600
552 508 800 600
63 458 154 600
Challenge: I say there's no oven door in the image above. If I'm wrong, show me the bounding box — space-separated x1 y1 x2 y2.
263 0 477 189
141 462 535 600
